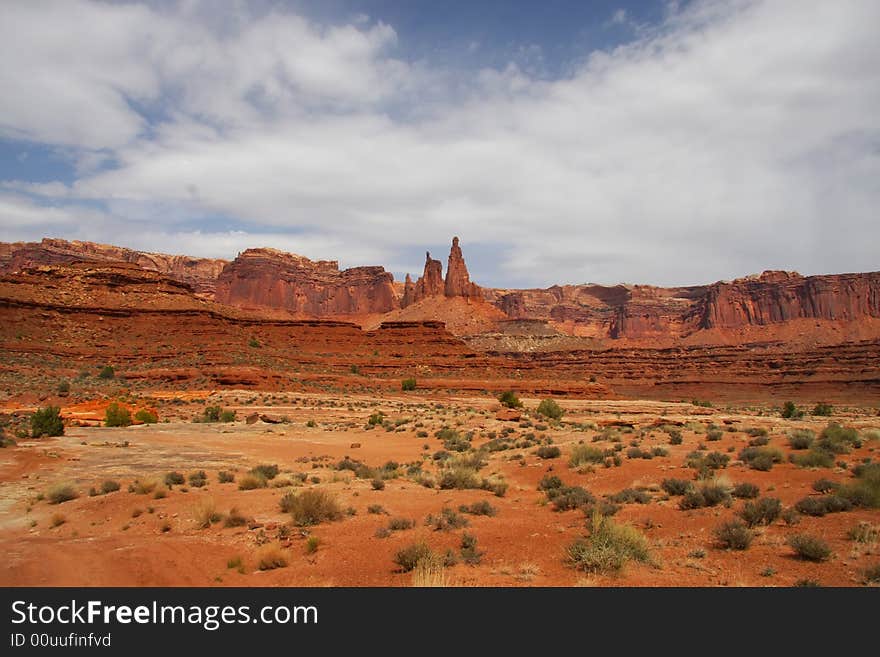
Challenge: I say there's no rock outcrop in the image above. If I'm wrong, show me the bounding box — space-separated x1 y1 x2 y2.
445 236 481 299
0 238 227 296
401 237 481 308
486 271 880 342
214 248 398 316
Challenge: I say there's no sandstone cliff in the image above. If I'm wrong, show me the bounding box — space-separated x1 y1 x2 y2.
0 238 227 296
214 247 398 316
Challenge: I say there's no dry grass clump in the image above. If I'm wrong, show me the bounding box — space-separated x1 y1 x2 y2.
192 497 222 529
256 544 288 570
282 489 343 526
565 511 651 573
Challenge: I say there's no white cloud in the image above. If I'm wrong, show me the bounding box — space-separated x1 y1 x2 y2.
1 0 878 287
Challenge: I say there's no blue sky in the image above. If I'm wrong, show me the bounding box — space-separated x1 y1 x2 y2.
1 1 878 288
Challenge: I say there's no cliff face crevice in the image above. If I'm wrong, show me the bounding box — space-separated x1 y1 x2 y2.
213 248 398 316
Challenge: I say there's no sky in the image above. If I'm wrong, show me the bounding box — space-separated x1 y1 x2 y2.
0 0 878 288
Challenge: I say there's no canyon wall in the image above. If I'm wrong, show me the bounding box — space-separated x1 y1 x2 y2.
0 238 227 296
213 247 398 316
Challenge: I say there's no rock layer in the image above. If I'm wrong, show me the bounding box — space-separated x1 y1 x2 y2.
214 248 398 316
0 238 227 296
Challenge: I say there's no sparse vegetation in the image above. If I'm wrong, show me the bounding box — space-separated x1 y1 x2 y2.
788 534 832 562
739 497 781 527
565 511 651 573
284 490 343 526
134 409 158 424
536 398 563 420
498 391 522 408
256 544 288 570
104 402 132 428
714 520 753 550
31 406 64 437
401 378 417 391
47 484 78 505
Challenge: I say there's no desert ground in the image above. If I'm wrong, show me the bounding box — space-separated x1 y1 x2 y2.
1 390 878 587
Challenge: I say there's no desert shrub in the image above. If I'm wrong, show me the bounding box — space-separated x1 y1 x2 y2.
425 507 469 531
57 380 70 394
47 484 78 504
680 480 730 510
286 490 343 526
220 410 236 423
134 409 158 424
565 511 651 573
436 428 470 452
439 467 481 490
50 513 66 527
817 423 861 453
745 427 768 438
536 398 563 420
847 522 879 543
459 500 497 516
395 542 434 572
863 564 880 584
237 474 267 490
192 498 221 528
748 435 770 447
498 391 522 408
100 479 121 494
812 478 839 494
224 507 248 527
731 482 759 499
788 429 815 450
401 378 417 391
548 485 595 511
795 495 852 517
788 534 831 562
569 444 605 468
739 497 782 527
164 471 185 486
837 463 880 508
661 478 693 496
218 471 235 484
706 429 723 442
250 464 279 480
460 533 483 565
367 504 386 515
790 449 835 468
388 517 415 531
781 401 803 419
536 445 561 459
31 406 64 437
202 406 221 423
812 402 833 416
129 478 158 495
714 520 753 550
538 475 564 492
256 544 288 570
188 470 207 488
98 365 115 379
104 402 132 428
608 488 651 504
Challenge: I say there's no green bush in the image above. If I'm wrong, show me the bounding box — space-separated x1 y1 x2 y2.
565 511 651 573
220 410 236 423
164 471 185 486
536 399 563 420
837 463 880 508
188 470 207 488
732 482 760 499
97 365 115 379
548 485 595 511
31 406 64 437
790 449 835 468
134 409 158 424
458 500 497 516
202 406 221 422
679 480 730 510
739 497 782 527
425 507 469 531
250 464 279 480
661 478 693 496
105 402 132 428
812 402 833 416
100 479 121 494
218 471 235 484
536 445 561 459
794 495 852 516
781 401 803 419
788 429 815 450
608 488 651 504
788 534 831 562
498 391 522 409
460 533 483 565
401 378 417 391
394 542 433 572
284 490 343 526
439 467 481 490
714 520 753 550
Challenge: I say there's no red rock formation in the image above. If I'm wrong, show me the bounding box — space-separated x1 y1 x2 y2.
0 238 227 296
402 237 481 308
401 273 416 308
214 248 398 316
444 236 481 299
